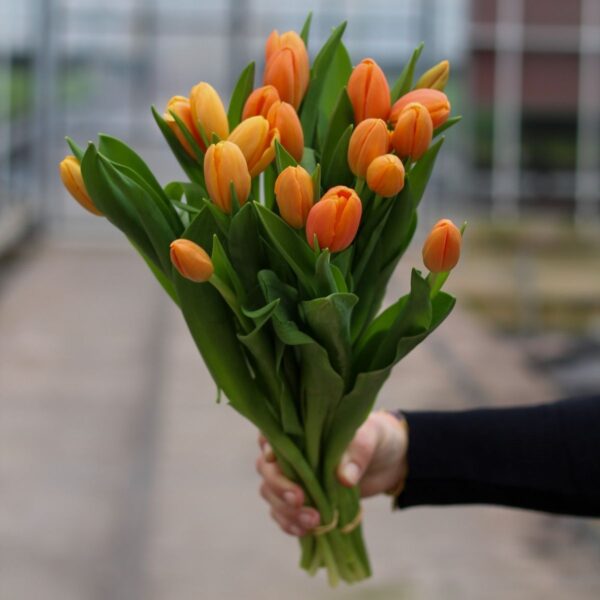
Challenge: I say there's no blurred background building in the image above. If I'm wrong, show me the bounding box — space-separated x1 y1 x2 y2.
1 1 599 599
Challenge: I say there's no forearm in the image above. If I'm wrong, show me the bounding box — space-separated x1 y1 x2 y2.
396 396 600 517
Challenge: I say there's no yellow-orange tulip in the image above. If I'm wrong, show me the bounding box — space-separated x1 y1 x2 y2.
391 102 433 160
366 154 405 197
228 116 279 177
204 141 251 213
347 58 391 123
306 186 362 252
390 88 450 128
274 165 313 229
347 118 390 178
263 30 309 109
242 85 280 120
266 101 304 162
189 82 229 145
415 60 450 91
59 155 102 216
163 95 203 157
170 239 214 282
422 219 461 273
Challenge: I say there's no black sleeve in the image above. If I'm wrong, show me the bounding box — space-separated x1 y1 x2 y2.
397 396 600 517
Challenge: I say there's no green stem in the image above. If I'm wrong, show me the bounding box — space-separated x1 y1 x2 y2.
355 177 366 197
426 271 449 299
209 273 253 332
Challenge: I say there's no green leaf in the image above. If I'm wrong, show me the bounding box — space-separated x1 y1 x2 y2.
211 234 246 301
311 163 321 203
164 181 207 209
202 198 230 237
66 137 84 162
320 88 353 177
152 106 204 184
390 42 424 102
299 147 317 174
228 62 255 130
242 298 280 329
263 164 277 210
274 139 298 173
434 115 462 138
406 136 445 210
168 109 204 163
300 21 347 147
300 12 313 46
322 123 353 189
254 202 316 295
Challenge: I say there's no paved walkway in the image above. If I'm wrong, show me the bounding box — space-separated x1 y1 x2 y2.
1 236 599 600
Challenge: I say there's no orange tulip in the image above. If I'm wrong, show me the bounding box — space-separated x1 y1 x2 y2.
266 101 304 162
204 141 251 213
263 30 309 109
347 58 391 123
242 85 280 120
59 155 102 216
390 88 450 129
306 186 362 252
366 154 405 197
163 95 203 156
274 165 313 229
415 60 450 91
391 102 433 160
228 116 279 177
170 239 214 282
422 219 461 273
347 118 390 178
189 82 229 145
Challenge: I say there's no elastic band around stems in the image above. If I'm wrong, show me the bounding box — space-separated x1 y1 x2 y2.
340 506 363 534
312 510 339 536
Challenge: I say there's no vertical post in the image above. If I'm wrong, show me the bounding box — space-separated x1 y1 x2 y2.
575 0 600 224
491 0 524 219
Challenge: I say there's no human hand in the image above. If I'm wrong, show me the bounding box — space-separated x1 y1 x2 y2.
255 411 409 537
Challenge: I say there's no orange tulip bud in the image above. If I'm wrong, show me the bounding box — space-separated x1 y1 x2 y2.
204 141 251 213
347 58 391 123
274 165 313 229
170 239 214 282
163 95 203 156
266 101 304 162
189 82 229 145
263 30 309 109
242 85 280 120
422 219 461 273
390 89 450 129
347 118 390 178
415 60 450 91
366 154 405 197
59 155 102 216
306 186 362 253
391 102 433 160
228 116 279 177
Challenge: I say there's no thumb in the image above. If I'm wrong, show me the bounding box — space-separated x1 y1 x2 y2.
336 419 378 487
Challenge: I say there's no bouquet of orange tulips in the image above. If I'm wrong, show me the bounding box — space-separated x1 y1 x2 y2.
60 15 463 586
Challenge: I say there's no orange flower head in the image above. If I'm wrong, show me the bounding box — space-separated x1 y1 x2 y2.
274 165 313 229
163 95 203 156
306 186 362 253
228 116 279 177
204 141 251 213
263 30 309 109
266 101 304 162
347 118 390 178
366 154 405 197
189 82 230 145
170 239 214 282
390 88 450 128
422 219 462 273
415 60 450 91
347 58 391 123
242 85 281 120
391 102 433 160
59 155 102 216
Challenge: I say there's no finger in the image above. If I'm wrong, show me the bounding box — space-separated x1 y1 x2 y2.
257 433 275 462
259 484 320 530
270 508 306 537
256 454 304 507
336 417 379 487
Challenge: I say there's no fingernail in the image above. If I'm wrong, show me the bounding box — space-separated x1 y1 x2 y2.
283 491 297 506
289 525 303 536
342 462 360 485
299 511 318 528
263 443 274 458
